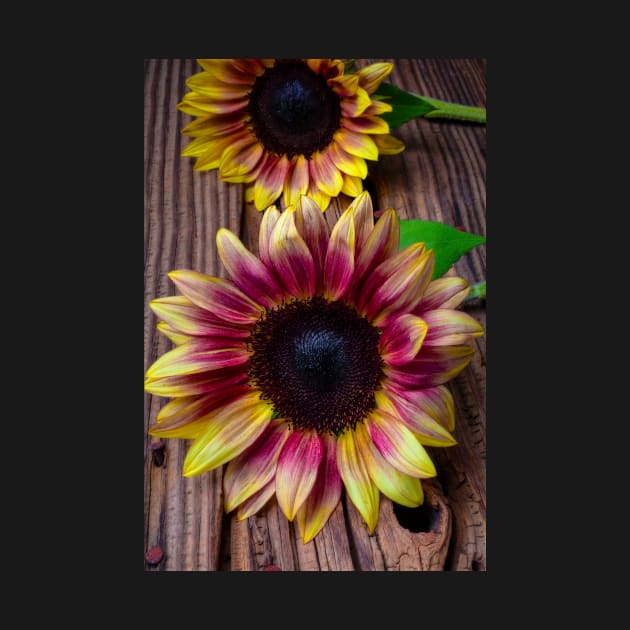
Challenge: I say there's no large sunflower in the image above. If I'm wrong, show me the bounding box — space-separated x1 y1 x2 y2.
177 59 405 212
145 192 483 543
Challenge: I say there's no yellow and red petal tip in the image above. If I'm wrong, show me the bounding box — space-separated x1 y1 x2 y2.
168 270 263 324
353 208 400 290
340 173 363 197
379 314 429 365
328 140 368 179
309 151 343 198
323 208 355 300
223 419 291 512
373 134 406 155
295 435 342 543
334 128 379 161
417 277 470 311
183 392 273 477
283 155 310 207
275 430 323 521
355 422 424 507
357 62 394 94
268 208 316 299
375 389 456 447
235 480 276 520
337 429 380 533
366 409 437 479
219 134 264 182
216 228 283 308
254 155 291 211
386 344 475 389
422 309 484 346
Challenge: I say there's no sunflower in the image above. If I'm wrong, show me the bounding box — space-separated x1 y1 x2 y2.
177 59 405 212
145 192 483 543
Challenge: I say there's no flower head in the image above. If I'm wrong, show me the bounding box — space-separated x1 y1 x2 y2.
145 192 483 542
177 59 405 211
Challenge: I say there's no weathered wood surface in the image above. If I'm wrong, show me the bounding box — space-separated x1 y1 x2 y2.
144 58 486 571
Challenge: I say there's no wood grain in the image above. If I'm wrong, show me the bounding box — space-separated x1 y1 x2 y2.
144 58 486 571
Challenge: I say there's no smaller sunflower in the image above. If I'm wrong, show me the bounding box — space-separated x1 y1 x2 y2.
145 192 483 543
177 59 405 211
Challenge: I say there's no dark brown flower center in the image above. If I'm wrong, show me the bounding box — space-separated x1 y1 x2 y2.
246 60 341 160
248 296 384 435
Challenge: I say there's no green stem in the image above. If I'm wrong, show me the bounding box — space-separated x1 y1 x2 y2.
464 281 486 302
423 96 486 123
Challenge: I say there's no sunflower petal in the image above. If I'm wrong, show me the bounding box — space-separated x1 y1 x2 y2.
216 228 283 308
156 322 190 345
337 429 380 533
149 417 211 439
353 208 400 290
364 100 393 115
366 410 437 478
178 92 249 115
327 141 368 179
144 369 247 398
181 135 220 158
375 388 456 446
306 181 331 212
150 385 252 439
422 309 484 346
340 87 372 117
357 244 434 324
295 195 330 290
258 204 280 269
355 422 424 507
183 392 273 477
328 73 360 97
275 430 323 521
235 479 276 520
370 249 434 326
323 206 355 300
145 338 248 380
191 129 250 171
416 277 470 311
197 59 258 85
382 384 457 432
268 208 316 299
150 295 250 338
342 114 390 135
334 128 379 161
341 173 363 197
373 134 405 155
185 72 251 99
379 314 428 365
168 270 263 323
358 62 393 94
283 155 310 207
219 134 264 182
154 385 251 432
223 419 291 512
309 151 343 198
182 112 248 138
295 435 342 543
254 155 291 211
385 345 475 388
229 58 269 77
346 190 373 254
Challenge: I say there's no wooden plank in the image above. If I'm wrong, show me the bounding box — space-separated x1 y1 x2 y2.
144 58 486 571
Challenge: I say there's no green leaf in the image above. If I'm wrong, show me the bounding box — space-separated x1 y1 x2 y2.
464 281 486 302
398 219 485 279
374 83 487 127
373 82 436 129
